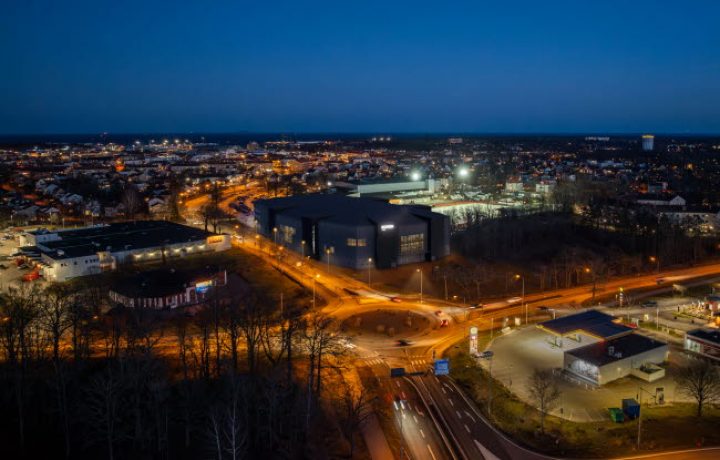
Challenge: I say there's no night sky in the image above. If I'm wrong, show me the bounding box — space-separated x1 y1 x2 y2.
2 1 719 135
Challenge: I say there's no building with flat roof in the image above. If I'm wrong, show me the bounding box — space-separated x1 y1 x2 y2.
538 310 668 385
20 221 231 282
254 194 450 269
108 267 234 310
564 333 668 385
685 329 720 361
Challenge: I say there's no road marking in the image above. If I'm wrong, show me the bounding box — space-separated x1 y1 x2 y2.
456 410 462 419
427 444 437 460
441 387 446 394
474 439 501 460
413 415 418 423
396 381 400 388
420 429 425 439
448 398 454 407
465 424 471 433
464 410 475 422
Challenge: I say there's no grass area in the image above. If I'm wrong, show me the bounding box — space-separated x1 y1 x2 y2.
446 344 720 458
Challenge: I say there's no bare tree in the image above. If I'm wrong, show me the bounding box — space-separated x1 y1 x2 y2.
121 184 143 222
83 367 124 460
676 360 720 417
337 381 373 458
527 368 561 433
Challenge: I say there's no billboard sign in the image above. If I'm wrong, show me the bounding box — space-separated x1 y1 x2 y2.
434 359 450 376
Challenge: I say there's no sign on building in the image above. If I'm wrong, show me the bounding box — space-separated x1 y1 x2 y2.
434 359 450 376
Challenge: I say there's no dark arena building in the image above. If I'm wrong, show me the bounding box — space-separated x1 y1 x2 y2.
254 195 450 269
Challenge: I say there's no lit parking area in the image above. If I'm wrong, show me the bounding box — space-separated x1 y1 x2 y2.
484 326 693 422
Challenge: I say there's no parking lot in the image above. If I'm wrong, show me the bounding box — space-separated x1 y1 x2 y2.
0 231 45 291
484 326 694 422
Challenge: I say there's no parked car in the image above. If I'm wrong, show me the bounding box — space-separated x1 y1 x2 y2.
641 300 658 308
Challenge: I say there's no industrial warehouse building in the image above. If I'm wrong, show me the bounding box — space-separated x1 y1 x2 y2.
538 310 669 385
254 194 450 269
19 221 231 282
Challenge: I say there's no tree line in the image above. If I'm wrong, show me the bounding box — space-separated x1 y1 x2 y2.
0 281 368 460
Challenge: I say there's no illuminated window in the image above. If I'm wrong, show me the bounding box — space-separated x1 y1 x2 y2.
357 238 366 247
347 238 366 247
400 234 424 255
347 238 357 247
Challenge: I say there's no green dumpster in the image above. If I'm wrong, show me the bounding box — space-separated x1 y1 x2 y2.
608 407 624 423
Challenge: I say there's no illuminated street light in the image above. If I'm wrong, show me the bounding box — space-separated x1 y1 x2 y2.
458 167 469 178
514 274 527 325
368 257 373 286
416 268 423 303
312 273 320 306
410 171 421 182
649 256 660 273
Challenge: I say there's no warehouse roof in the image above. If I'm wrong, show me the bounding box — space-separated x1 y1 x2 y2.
537 309 633 340
255 194 441 227
567 333 667 367
37 221 214 259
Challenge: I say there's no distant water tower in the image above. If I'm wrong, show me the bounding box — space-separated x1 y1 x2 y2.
642 134 655 152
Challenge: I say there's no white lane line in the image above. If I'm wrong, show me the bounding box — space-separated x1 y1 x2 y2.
448 398 454 407
396 381 400 388
464 424 471 433
427 444 437 460
456 410 462 419
420 429 425 439
413 415 418 423
475 439 501 460
464 410 475 423
441 387 447 394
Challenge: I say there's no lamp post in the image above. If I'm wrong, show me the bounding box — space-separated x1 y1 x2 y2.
649 256 660 274
367 257 373 286
301 240 306 260
416 268 423 303
273 227 278 246
325 248 331 273
515 274 526 324
312 274 320 306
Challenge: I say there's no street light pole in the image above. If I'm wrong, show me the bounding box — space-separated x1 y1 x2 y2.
522 277 527 325
367 257 372 286
417 268 423 303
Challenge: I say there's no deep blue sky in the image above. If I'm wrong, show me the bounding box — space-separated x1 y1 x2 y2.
2 1 719 134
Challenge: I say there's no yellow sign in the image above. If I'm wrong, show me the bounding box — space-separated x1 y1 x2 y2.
207 235 225 245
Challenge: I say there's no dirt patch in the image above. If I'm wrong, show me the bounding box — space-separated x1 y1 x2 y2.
341 309 431 338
